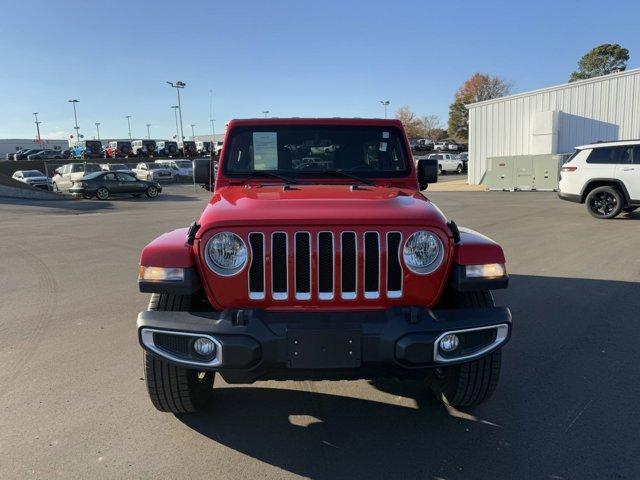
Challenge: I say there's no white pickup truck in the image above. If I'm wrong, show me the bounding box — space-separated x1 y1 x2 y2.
427 153 464 174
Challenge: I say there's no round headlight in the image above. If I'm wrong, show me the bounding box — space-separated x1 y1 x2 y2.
403 230 444 274
205 232 248 276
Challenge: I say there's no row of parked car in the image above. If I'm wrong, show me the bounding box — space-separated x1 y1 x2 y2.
6 139 223 161
410 138 467 152
11 158 195 197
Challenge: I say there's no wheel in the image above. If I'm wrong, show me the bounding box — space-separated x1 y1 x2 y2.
96 187 110 200
82 194 92 199
426 291 502 407
143 293 215 413
132 193 142 198
438 164 443 175
146 185 159 198
586 186 623 219
623 206 638 213
52 182 59 192
456 164 463 174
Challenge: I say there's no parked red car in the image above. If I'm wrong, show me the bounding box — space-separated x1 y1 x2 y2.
136 118 511 413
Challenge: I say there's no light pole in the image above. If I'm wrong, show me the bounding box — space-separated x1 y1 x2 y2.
171 106 179 140
68 99 80 143
95 122 101 140
166 81 186 141
125 115 132 140
262 110 270 118
146 124 151 139
190 124 196 140
33 113 42 145
379 100 390 119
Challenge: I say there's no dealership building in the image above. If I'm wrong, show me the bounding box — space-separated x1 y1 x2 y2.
467 68 640 186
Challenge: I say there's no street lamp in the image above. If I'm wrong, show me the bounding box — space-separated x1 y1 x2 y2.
166 81 186 141
379 100 390 119
171 106 180 140
95 122 101 140
68 99 80 143
33 113 42 145
146 123 152 139
125 115 132 140
262 110 270 118
190 124 196 140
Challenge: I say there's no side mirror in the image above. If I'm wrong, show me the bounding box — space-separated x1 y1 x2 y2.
193 158 213 185
417 158 438 190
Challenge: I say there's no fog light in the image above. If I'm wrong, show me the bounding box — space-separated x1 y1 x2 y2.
439 333 460 352
193 337 216 357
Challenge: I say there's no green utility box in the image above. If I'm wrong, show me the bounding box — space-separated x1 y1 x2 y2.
483 154 570 191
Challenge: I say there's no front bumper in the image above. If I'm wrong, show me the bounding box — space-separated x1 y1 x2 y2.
137 306 512 383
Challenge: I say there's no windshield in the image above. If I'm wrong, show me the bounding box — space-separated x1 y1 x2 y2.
223 125 409 178
147 164 163 170
175 161 191 168
85 164 101 173
23 171 44 178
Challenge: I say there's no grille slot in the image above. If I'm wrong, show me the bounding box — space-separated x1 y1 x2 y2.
248 233 265 299
387 232 402 298
295 232 311 300
364 232 380 299
247 229 403 301
271 232 288 300
318 232 334 300
341 232 357 299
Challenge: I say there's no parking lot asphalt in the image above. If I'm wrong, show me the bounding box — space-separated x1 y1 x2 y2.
1 185 639 480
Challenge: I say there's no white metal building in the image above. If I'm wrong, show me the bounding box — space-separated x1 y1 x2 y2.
467 68 640 184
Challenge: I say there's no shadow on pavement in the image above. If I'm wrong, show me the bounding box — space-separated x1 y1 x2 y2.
176 274 640 479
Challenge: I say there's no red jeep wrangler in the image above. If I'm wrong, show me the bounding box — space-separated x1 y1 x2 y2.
137 118 511 413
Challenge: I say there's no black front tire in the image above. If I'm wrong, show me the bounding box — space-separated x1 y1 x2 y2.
144 294 215 413
586 186 623 219
427 291 502 407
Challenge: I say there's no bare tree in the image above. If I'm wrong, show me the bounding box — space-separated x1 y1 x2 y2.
395 105 424 139
422 114 442 139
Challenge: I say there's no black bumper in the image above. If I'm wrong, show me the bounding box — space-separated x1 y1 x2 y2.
137 306 512 383
558 191 581 203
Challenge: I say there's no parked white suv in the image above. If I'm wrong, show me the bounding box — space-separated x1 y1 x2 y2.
427 153 464 174
155 159 193 180
558 140 640 219
133 162 175 183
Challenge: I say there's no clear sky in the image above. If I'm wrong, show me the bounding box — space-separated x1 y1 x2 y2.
0 0 638 140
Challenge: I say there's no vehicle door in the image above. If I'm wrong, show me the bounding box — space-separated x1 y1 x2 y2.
116 172 144 193
100 172 120 192
616 146 640 201
136 163 147 179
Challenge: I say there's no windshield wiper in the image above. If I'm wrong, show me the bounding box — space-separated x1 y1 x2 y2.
241 171 298 184
320 169 375 186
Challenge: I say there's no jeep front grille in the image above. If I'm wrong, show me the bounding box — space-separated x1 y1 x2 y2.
247 230 403 301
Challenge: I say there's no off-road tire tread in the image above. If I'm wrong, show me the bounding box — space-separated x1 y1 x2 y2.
430 290 502 407
143 293 214 413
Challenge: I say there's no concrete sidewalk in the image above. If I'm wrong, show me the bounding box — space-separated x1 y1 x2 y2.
427 178 486 192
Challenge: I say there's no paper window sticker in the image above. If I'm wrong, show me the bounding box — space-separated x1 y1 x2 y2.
382 131 389 139
252 132 278 170
379 142 387 152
